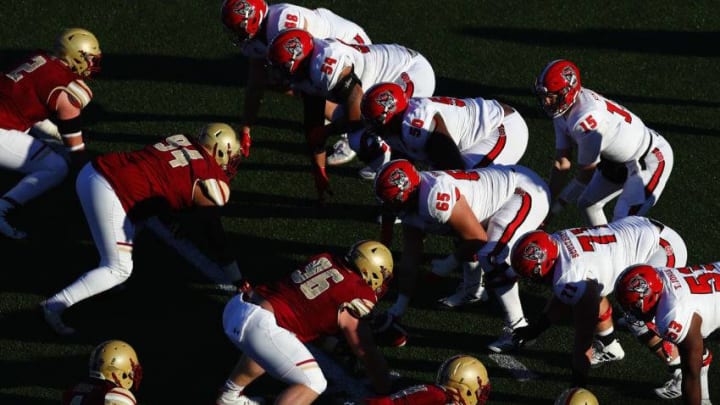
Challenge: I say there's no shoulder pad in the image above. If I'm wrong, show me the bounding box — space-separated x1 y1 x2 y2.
340 298 375 319
62 80 93 108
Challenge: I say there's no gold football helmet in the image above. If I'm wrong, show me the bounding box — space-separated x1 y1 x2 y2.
197 122 242 177
54 28 102 77
88 340 143 391
436 355 491 405
554 387 599 405
346 240 393 294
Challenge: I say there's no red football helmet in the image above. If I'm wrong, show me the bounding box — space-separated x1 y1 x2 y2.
221 0 268 44
534 59 581 118
510 230 559 281
361 82 410 130
267 28 314 75
374 159 420 207
615 264 664 316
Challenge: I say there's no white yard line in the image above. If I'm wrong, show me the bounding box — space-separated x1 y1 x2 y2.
489 353 539 382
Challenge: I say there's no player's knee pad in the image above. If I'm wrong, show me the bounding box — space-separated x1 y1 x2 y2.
33 150 69 185
304 366 327 395
106 248 134 279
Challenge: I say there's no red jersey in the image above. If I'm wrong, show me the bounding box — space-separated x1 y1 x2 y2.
63 378 136 405
364 384 453 405
92 134 229 221
1 51 92 131
254 253 377 342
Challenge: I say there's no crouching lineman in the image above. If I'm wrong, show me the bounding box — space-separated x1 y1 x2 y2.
345 354 490 405
63 340 142 405
509 216 687 390
217 240 394 405
616 263 719 405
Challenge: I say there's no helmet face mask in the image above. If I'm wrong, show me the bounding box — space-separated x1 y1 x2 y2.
197 123 242 177
361 82 409 132
346 240 393 295
436 355 491 405
535 59 581 118
267 28 314 77
510 230 559 281
221 0 268 45
615 264 663 318
89 340 142 391
54 28 102 78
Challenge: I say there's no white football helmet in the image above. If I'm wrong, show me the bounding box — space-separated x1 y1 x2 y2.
54 28 102 78
88 340 143 391
197 122 243 177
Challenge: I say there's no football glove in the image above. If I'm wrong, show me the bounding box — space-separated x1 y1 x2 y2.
312 165 333 201
240 130 251 158
370 311 407 347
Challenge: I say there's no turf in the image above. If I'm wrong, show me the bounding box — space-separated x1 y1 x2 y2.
1 1 719 404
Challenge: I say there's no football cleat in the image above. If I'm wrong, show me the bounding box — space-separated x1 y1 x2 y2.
216 394 265 405
326 135 357 166
437 280 489 308
488 318 528 353
40 301 76 336
589 338 625 367
360 142 392 181
654 368 682 399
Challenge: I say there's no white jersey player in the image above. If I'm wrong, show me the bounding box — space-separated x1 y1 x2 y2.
511 216 688 387
268 28 435 200
535 59 674 226
373 159 550 353
361 86 528 170
221 0 372 158
616 263 719 404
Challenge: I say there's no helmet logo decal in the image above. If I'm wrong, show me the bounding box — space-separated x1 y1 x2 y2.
561 65 578 89
387 168 410 201
627 274 650 310
375 90 397 122
232 0 254 27
522 242 546 262
282 36 305 70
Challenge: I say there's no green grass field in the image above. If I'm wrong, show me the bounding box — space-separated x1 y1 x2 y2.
1 1 719 404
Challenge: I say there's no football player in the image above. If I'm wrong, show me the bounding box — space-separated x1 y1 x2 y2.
345 354 490 405
360 82 529 171
616 263 718 405
535 59 674 227
0 28 101 239
373 159 550 352
510 216 688 390
554 387 598 405
220 0 372 162
217 240 394 405
40 123 244 335
266 28 436 200
63 340 142 405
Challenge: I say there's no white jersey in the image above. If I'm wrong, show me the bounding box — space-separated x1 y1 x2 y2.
551 216 685 305
240 3 371 59
655 263 720 344
394 96 505 163
293 38 432 101
401 165 549 265
553 88 652 166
